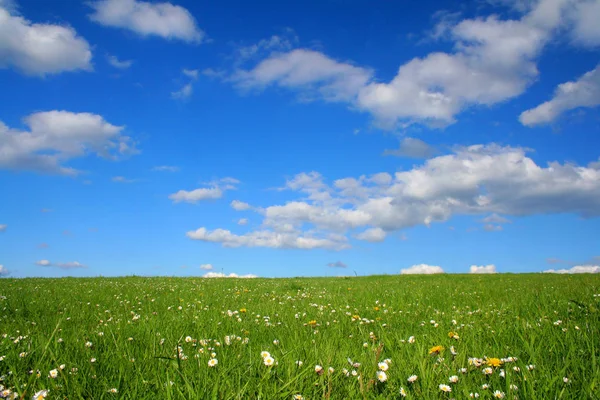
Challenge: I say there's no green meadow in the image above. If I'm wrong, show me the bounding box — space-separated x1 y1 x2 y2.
1 274 599 399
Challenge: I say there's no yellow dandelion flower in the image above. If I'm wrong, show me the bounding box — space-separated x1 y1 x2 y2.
429 345 444 355
486 358 503 367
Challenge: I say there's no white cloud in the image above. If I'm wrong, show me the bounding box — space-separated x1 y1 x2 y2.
0 5 92 76
35 260 86 269
519 64 600 126
383 137 437 158
233 49 373 103
327 261 347 268
169 187 222 203
481 213 511 224
569 0 600 47
107 54 133 69
231 0 594 128
0 264 8 276
182 68 199 80
231 200 251 210
187 143 600 250
544 265 600 274
187 227 349 250
171 82 193 100
401 264 444 274
355 227 387 242
0 111 136 175
199 263 213 270
469 264 497 273
88 0 203 42
0 224 6 232
237 218 248 225
203 271 257 278
152 165 179 172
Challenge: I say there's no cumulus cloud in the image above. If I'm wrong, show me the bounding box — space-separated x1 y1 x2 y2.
187 227 349 250
199 263 213 270
107 54 133 69
230 0 589 127
203 271 257 278
170 178 238 203
0 111 137 175
0 5 92 76
0 224 6 232
327 261 347 268
469 264 497 274
88 0 203 42
35 260 86 269
401 264 445 274
231 200 251 210
519 64 600 126
355 227 387 242
232 49 374 103
0 264 8 276
383 137 437 158
237 218 248 225
543 265 600 274
187 144 600 250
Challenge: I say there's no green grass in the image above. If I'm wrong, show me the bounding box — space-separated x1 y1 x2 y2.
0 274 599 399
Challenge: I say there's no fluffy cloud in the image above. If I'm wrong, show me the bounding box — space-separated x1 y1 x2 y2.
469 264 497 274
237 218 248 225
36 260 86 269
569 0 600 46
233 49 373 103
203 271 257 278
401 264 445 274
170 178 238 203
0 5 92 76
169 187 221 203
354 227 386 242
199 263 214 270
231 200 251 211
229 0 600 127
187 227 349 250
0 224 6 232
544 265 600 274
88 0 203 42
186 143 600 250
383 137 437 158
519 64 600 126
327 261 347 268
0 264 8 276
107 54 133 69
0 111 137 175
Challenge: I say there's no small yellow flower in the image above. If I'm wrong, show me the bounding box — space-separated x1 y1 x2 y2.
308 320 317 327
486 358 503 367
239 308 247 313
429 345 444 355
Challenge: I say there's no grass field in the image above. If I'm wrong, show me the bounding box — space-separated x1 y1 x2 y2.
0 274 599 399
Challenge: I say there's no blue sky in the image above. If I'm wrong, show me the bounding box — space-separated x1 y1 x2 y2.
1 0 599 278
